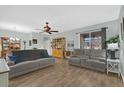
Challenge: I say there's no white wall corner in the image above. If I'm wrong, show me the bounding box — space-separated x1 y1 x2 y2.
76 33 80 49
121 73 124 83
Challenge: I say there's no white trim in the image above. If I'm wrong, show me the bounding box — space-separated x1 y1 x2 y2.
76 28 101 34
120 44 124 83
121 72 124 82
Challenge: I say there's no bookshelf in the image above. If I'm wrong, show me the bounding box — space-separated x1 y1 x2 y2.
0 37 21 58
51 37 66 58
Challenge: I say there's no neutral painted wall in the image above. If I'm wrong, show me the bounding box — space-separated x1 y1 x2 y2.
0 29 32 50
0 29 49 51
31 32 44 49
0 19 119 55
51 20 119 51
31 32 50 51
118 5 124 82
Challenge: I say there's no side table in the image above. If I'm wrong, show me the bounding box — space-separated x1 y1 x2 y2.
107 59 120 76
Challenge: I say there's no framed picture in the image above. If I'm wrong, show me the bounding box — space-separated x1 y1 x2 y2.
32 39 37 44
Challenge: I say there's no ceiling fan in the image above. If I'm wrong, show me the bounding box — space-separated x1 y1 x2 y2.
35 22 59 34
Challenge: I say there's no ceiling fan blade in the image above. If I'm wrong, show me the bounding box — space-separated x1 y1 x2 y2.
48 32 52 34
34 29 42 31
50 30 59 32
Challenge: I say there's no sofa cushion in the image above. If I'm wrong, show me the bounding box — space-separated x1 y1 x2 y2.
90 49 106 58
9 60 40 75
73 49 84 55
40 50 49 58
8 62 15 66
68 57 81 65
8 56 17 61
80 58 87 67
83 49 90 57
68 49 106 72
12 49 49 64
74 55 89 59
86 59 106 71
9 60 40 78
91 57 106 62
36 58 55 66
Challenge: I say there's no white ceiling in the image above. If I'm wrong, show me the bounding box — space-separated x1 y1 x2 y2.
0 5 121 33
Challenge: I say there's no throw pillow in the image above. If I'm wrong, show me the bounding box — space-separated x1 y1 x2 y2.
40 50 49 58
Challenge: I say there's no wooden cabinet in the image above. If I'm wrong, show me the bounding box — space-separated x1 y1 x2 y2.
51 37 66 58
52 49 64 58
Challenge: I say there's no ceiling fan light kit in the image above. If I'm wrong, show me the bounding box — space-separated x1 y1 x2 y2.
35 22 59 34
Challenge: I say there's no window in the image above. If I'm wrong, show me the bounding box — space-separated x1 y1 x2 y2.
80 28 106 49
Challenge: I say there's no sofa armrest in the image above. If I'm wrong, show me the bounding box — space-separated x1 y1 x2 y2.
49 55 54 58
70 55 78 57
70 55 89 59
91 57 106 62
8 62 15 66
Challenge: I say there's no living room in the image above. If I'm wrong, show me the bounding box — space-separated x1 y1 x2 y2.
0 5 124 87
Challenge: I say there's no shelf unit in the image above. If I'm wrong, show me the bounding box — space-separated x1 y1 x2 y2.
106 46 120 76
0 37 21 58
51 37 66 58
0 37 9 57
107 59 120 76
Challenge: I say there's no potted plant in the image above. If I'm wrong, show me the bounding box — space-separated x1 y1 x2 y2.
106 35 119 44
106 35 120 59
106 35 119 49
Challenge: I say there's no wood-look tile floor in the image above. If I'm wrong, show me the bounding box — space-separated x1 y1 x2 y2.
9 58 124 87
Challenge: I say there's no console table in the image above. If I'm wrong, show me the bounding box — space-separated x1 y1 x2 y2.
107 59 120 76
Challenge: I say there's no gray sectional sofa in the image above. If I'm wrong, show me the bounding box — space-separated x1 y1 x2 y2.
68 49 106 72
9 49 55 79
